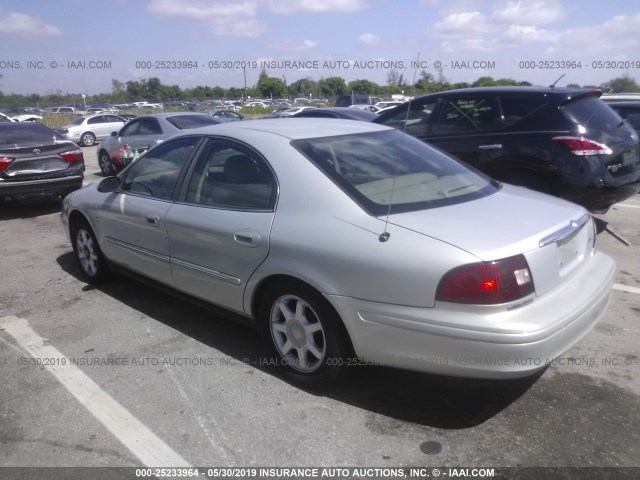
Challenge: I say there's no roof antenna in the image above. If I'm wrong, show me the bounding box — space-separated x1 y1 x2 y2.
549 73 565 88
379 52 421 242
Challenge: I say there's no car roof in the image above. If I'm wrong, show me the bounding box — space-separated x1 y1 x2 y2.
80 113 125 120
129 112 213 119
294 107 378 120
178 118 391 140
416 86 603 99
602 100 640 107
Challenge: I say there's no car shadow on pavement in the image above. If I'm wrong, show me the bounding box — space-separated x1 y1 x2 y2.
56 251 541 429
0 199 62 220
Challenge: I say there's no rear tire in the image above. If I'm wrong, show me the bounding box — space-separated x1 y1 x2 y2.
71 219 110 284
98 150 115 176
258 280 352 385
80 132 96 147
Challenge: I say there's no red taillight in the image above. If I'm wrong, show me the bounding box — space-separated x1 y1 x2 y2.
0 156 14 171
551 136 612 156
58 148 84 163
436 254 534 305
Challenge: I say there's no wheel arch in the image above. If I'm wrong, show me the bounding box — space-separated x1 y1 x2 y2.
67 209 94 239
249 273 356 356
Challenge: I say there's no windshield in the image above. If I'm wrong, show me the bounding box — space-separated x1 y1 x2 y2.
292 129 498 215
0 123 63 148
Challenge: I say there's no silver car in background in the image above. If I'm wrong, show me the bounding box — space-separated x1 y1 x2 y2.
96 112 229 176
61 119 615 384
57 113 127 147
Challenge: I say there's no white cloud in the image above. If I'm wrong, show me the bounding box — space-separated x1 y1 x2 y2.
270 39 319 52
147 0 269 37
421 0 485 15
491 1 567 25
147 0 368 37
0 10 61 36
440 37 495 53
433 11 491 39
502 25 559 44
266 0 367 15
358 33 380 46
548 12 640 54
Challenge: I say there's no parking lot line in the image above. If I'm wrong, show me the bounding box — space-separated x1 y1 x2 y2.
0 315 192 468
616 203 640 209
613 283 640 295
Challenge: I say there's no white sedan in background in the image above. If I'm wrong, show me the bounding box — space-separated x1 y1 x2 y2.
56 113 127 147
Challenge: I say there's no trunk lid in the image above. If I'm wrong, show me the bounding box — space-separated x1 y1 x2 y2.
385 184 596 297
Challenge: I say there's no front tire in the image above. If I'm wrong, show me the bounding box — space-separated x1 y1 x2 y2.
71 219 110 284
98 150 115 176
258 281 352 385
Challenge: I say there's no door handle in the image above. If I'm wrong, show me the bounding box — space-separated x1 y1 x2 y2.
478 144 502 150
143 213 160 226
234 230 260 247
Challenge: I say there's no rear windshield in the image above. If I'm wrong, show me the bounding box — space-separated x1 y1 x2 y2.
292 129 498 215
562 97 624 132
166 115 220 130
0 123 63 148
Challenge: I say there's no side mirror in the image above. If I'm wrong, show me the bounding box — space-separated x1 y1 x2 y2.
111 131 118 137
98 176 121 193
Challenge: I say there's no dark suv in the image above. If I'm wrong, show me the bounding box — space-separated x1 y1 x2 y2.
374 87 640 212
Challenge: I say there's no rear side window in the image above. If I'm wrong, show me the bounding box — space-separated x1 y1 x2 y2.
499 97 546 127
120 118 162 136
432 97 502 134
562 97 624 132
184 140 275 210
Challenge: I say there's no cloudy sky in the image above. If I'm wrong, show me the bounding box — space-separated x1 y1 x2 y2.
1 0 640 95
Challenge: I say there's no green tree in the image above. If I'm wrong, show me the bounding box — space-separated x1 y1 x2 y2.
317 76 347 97
257 75 288 98
347 79 380 95
289 77 318 97
601 75 640 93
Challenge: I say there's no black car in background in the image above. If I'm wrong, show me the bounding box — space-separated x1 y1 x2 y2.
374 87 640 212
0 122 84 203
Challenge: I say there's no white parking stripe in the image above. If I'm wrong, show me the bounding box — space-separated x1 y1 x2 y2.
615 203 640 209
613 283 640 295
0 315 191 468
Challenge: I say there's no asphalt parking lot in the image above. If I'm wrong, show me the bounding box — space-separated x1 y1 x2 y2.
0 146 639 472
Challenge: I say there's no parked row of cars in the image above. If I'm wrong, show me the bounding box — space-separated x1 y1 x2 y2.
90 87 640 213
56 86 638 385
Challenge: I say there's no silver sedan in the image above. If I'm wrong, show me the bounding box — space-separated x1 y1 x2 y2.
61 119 615 384
56 113 127 147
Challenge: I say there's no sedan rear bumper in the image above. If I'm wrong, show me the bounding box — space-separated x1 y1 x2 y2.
327 250 615 379
0 174 84 199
